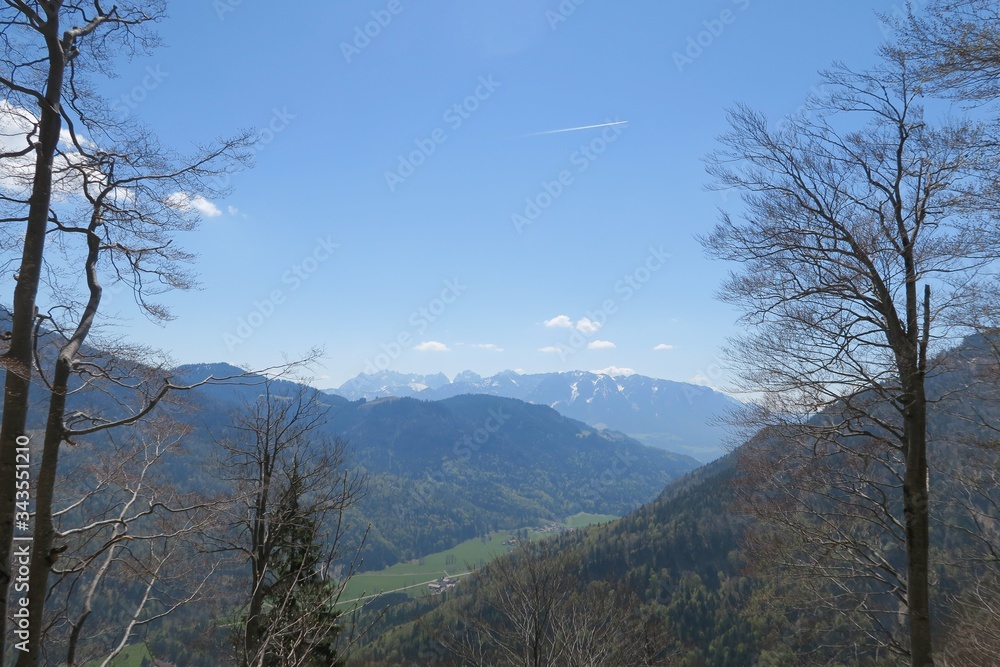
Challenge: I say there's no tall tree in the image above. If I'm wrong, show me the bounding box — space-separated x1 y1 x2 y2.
0 4 159 653
895 0 1000 102
210 380 365 667
0 3 252 661
701 52 1000 667
251 465 344 667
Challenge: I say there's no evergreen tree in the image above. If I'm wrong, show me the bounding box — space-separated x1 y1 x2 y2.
251 464 345 667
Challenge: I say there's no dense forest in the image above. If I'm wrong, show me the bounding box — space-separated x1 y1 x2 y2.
1 1 1000 666
349 336 1000 666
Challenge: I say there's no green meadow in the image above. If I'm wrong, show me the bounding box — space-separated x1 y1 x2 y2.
84 643 153 667
339 513 618 606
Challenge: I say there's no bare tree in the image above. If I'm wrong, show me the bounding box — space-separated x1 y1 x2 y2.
930 432 1000 662
552 581 672 667
701 51 1000 667
18 118 251 660
439 541 671 667
893 0 1000 102
940 572 1000 666
454 541 573 667
209 380 366 667
38 417 221 666
0 2 256 661
735 425 916 662
0 4 161 652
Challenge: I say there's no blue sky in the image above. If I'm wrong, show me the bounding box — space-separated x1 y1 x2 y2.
99 0 902 389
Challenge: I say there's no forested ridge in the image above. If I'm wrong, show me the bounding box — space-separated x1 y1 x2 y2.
2 1 1000 665
349 335 1000 666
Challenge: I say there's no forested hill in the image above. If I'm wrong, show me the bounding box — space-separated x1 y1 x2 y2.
350 335 1000 665
331 369 742 461
322 394 701 568
48 360 700 571
350 453 757 666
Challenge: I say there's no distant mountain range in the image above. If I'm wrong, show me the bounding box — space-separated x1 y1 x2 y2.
351 336 1000 665
10 356 698 570
327 369 742 462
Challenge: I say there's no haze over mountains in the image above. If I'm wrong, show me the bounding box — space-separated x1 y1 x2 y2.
162 363 703 569
328 369 742 461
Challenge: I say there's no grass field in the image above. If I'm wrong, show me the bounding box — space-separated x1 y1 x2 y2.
562 512 618 528
84 642 153 667
339 513 618 607
339 530 519 605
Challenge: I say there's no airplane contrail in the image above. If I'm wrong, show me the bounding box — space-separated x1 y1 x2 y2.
520 120 630 137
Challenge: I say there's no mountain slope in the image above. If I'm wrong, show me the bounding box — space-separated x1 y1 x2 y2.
19 349 698 572
348 335 1000 665
322 394 700 568
349 454 759 666
329 370 741 462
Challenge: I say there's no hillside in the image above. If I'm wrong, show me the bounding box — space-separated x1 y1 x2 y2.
347 337 1000 665
330 369 742 461
348 455 757 666
11 342 698 574
320 394 699 568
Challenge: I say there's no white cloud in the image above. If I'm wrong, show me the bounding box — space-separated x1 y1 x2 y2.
191 196 222 217
415 341 450 352
1 103 46 192
538 346 563 354
587 340 616 350
591 366 635 377
688 374 719 389
167 192 222 217
575 317 601 333
227 205 240 215
653 344 674 351
475 343 504 352
544 315 573 328
58 127 96 150
1 103 123 202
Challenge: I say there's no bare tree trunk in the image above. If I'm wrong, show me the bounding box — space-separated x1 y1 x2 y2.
17 357 69 667
904 391 933 667
904 288 934 666
0 8 65 657
244 485 271 667
15 214 102 664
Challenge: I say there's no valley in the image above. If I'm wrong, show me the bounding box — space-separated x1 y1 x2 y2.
339 513 617 606
3 3 999 663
